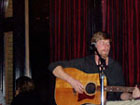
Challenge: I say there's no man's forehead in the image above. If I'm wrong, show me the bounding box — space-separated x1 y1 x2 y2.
97 39 110 42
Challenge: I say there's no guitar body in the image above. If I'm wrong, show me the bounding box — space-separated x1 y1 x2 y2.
55 68 107 105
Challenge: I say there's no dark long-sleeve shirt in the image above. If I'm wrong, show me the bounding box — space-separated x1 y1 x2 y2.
48 55 125 101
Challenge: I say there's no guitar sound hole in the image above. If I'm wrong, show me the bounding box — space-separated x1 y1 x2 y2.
85 82 96 95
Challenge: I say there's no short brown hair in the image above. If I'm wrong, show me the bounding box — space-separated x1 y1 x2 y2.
91 32 111 43
16 76 35 93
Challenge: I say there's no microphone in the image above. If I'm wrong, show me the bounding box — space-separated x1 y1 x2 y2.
91 42 96 46
90 42 96 51
91 42 106 68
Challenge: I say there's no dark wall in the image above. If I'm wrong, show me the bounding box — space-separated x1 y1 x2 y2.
13 0 26 77
29 0 55 105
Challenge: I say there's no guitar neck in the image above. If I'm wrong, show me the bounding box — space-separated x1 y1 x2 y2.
104 86 134 92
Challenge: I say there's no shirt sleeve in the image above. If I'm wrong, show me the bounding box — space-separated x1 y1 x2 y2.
106 61 125 101
48 56 90 72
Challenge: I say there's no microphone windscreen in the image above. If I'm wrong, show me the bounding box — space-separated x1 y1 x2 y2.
91 42 96 46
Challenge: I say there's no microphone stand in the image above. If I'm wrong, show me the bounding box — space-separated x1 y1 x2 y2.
91 42 106 105
97 53 106 105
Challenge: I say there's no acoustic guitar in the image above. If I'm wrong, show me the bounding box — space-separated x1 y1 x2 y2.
55 68 135 105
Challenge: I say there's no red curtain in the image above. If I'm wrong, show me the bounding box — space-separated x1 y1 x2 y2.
102 0 140 86
49 0 102 62
49 0 88 62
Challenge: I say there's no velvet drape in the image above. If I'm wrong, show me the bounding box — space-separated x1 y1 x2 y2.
50 0 102 61
50 0 89 62
102 0 140 86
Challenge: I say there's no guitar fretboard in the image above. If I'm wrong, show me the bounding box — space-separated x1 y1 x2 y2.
97 86 134 92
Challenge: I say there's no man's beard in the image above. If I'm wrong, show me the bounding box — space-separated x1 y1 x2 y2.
100 52 109 59
101 54 108 59
95 49 109 59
